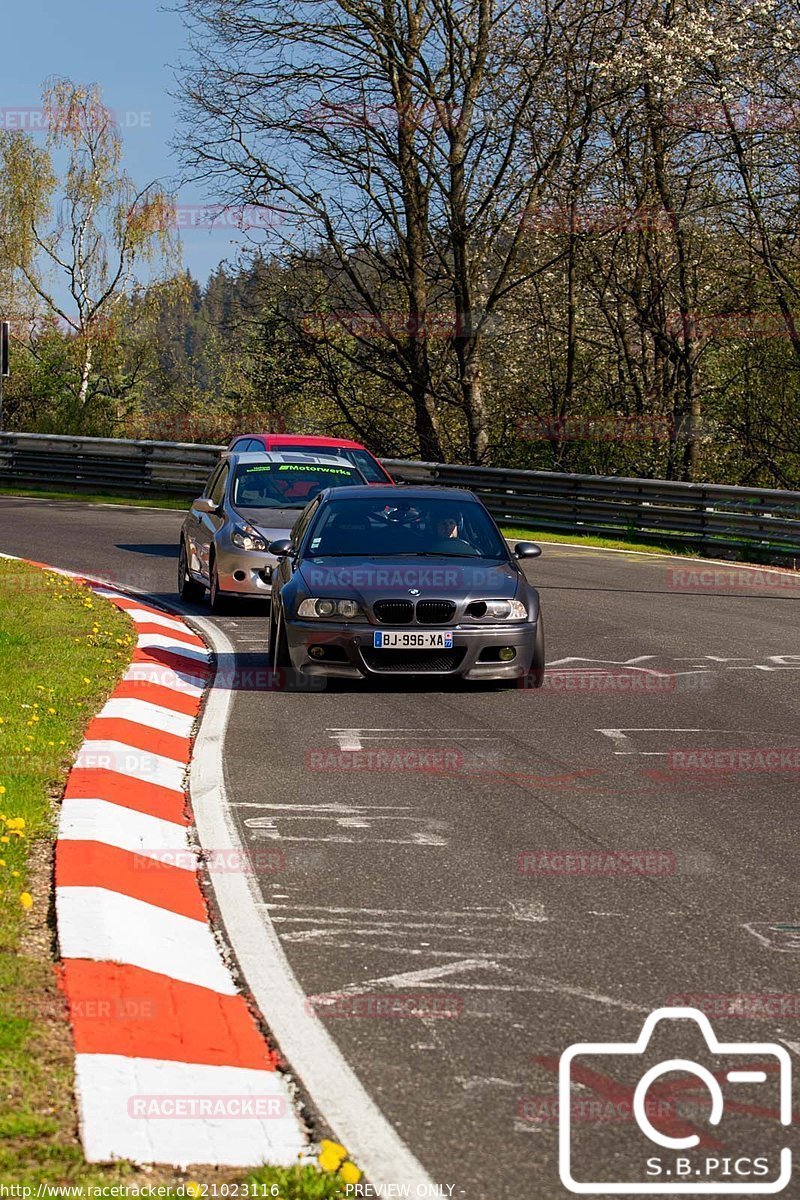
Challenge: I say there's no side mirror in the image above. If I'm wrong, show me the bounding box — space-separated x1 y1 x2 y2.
514 541 542 559
269 538 294 557
194 497 219 515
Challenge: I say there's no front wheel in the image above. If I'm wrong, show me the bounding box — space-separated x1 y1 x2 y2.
270 603 290 668
178 540 205 603
525 617 545 689
209 557 232 615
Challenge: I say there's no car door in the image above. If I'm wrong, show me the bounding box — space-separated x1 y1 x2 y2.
194 462 230 581
274 495 322 602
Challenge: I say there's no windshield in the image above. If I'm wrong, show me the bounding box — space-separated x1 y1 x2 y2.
303 496 508 559
232 462 362 509
276 443 388 483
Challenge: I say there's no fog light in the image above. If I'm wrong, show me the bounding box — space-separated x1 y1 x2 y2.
499 647 516 662
309 645 326 659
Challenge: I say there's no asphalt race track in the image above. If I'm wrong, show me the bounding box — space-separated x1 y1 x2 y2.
3 494 800 1198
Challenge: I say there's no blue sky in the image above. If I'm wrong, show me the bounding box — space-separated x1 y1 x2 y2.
3 0 254 284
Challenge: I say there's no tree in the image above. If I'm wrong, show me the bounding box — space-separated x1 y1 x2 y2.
0 78 177 426
177 0 594 462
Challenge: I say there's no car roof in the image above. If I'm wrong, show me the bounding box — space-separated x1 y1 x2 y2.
231 433 368 451
224 450 361 469
316 484 478 501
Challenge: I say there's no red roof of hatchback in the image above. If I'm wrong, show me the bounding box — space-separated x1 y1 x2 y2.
237 433 367 450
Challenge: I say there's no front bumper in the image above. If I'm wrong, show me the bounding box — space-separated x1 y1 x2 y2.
214 544 277 597
283 619 538 680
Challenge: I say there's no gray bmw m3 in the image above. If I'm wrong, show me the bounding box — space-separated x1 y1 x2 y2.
268 486 544 684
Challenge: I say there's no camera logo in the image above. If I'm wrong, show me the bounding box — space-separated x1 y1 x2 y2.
559 1007 792 1193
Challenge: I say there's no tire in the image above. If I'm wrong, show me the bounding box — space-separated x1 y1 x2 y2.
178 540 205 603
270 603 290 669
268 601 278 660
526 616 545 689
209 556 232 615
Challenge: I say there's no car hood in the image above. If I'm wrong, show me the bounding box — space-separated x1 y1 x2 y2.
232 506 303 542
297 554 521 600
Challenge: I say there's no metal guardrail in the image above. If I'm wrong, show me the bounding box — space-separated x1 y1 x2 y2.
384 460 800 562
0 432 220 498
0 432 798 562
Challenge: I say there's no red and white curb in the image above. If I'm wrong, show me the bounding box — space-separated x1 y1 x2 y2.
6 558 306 1168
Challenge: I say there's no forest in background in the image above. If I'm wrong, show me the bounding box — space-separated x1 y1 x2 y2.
2 0 800 487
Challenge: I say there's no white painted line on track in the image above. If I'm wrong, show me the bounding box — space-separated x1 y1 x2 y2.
57 887 238 994
75 1055 304 1168
188 613 438 1192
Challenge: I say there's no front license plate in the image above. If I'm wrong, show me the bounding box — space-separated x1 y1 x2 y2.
374 630 454 650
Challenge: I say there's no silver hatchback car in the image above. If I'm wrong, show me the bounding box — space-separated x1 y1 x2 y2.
177 450 367 611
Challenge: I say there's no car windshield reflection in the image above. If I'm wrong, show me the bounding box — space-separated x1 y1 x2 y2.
304 497 508 559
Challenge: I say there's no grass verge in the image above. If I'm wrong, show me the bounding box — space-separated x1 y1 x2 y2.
0 559 350 1196
0 485 185 509
501 525 700 556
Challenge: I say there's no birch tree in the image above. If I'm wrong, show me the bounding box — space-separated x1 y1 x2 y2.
0 78 176 420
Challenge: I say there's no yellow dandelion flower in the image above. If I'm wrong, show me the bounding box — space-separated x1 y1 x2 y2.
340 1162 362 1185
318 1140 347 1171
0 786 5 795
19 892 33 909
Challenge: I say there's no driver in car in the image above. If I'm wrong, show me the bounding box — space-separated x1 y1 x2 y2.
429 511 477 555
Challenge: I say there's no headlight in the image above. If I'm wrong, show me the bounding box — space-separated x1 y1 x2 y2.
297 597 365 619
231 524 267 551
467 598 528 621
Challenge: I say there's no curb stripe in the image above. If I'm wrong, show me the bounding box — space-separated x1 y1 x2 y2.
75 739 186 792
64 770 190 824
56 842 207 921
63 962 280 1069
59 798 194 861
74 1056 304 1168
134 623 207 648
84 717 191 762
98 697 196 737
1 558 309 1166
135 634 210 662
57 887 239 994
132 647 213 677
125 659 208 693
115 678 203 714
